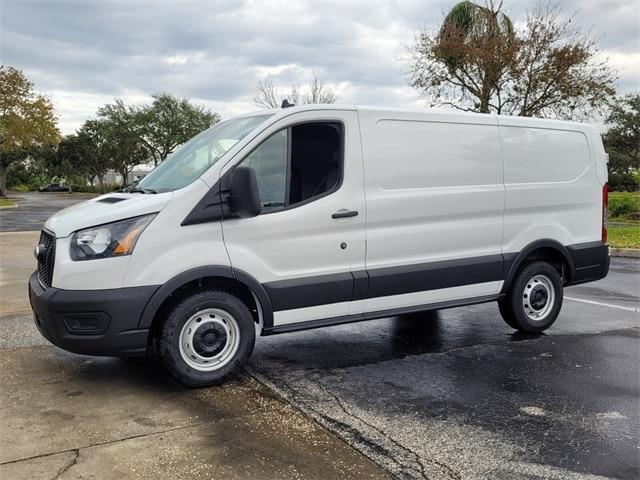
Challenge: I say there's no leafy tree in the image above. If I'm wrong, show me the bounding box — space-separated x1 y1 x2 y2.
96 101 149 183
603 93 640 191
0 65 60 196
5 155 49 190
76 120 113 191
54 135 92 192
137 93 219 166
66 94 218 189
252 74 337 108
408 1 616 119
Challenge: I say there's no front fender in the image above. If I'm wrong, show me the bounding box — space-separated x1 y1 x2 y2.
137 265 274 329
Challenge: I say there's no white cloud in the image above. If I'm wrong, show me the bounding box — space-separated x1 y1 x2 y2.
2 0 637 134
166 55 188 65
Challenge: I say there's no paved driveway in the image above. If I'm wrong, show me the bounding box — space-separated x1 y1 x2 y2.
0 192 96 232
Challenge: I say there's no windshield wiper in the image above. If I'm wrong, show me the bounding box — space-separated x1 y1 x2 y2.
127 186 158 194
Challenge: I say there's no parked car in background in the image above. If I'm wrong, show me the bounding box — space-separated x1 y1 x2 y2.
29 105 610 387
39 183 69 192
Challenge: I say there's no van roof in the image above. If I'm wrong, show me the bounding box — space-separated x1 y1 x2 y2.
255 103 595 132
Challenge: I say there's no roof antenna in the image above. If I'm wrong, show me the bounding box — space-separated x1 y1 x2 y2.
281 99 295 108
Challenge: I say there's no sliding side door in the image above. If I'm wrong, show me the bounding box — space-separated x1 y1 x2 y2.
358 110 505 314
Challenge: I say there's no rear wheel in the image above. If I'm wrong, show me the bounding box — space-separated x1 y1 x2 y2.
158 290 255 387
499 261 563 333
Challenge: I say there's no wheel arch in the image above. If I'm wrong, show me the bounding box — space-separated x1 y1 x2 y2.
502 239 575 293
139 266 274 335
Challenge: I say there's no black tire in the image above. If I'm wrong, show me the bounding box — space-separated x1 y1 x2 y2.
499 261 563 333
497 299 519 329
158 289 255 388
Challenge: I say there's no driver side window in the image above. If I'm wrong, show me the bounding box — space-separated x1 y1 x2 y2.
239 122 342 213
240 129 288 210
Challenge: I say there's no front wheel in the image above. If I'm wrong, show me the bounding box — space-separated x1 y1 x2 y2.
158 290 255 388
499 261 563 333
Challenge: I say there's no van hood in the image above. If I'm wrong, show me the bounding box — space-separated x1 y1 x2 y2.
44 192 173 238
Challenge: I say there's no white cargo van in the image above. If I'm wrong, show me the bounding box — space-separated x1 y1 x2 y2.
29 105 610 387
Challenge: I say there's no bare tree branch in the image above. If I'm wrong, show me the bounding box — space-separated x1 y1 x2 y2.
252 74 337 108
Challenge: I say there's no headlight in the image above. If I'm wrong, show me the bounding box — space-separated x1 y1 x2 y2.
70 214 156 261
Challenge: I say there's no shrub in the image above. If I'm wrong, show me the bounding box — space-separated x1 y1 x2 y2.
71 183 121 194
609 192 638 218
609 172 639 192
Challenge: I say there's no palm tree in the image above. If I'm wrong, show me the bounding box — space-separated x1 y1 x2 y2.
438 1 515 112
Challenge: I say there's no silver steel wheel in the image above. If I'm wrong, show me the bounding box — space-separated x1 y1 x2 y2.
178 308 240 372
522 274 555 321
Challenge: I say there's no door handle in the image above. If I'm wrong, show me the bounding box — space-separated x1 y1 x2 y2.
332 209 359 219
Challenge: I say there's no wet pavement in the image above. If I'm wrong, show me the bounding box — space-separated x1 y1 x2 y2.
247 259 640 479
0 192 96 232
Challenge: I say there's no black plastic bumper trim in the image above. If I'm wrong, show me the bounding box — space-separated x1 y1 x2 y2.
28 272 159 357
566 242 610 286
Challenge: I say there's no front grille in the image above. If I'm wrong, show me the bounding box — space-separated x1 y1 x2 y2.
37 230 56 287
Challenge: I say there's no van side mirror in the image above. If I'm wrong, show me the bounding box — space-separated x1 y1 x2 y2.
229 166 261 218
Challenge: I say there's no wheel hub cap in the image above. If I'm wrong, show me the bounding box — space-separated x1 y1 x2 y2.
522 274 555 321
529 286 548 310
178 308 241 372
193 324 227 356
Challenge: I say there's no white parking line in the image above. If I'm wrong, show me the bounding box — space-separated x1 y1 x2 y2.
564 296 640 313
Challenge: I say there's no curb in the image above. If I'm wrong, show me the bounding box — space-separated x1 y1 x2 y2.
610 247 640 258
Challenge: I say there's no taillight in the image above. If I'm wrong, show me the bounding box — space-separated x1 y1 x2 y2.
602 183 608 243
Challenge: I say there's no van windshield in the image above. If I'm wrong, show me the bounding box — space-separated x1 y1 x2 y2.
137 114 273 192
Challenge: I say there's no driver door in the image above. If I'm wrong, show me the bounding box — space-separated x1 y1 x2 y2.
221 109 365 328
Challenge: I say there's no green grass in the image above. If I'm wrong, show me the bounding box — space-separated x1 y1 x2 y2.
608 191 640 248
609 191 640 224
608 225 640 249
0 198 16 208
609 191 640 203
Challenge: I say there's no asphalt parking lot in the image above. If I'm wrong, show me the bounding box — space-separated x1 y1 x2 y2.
0 191 97 232
1 193 638 479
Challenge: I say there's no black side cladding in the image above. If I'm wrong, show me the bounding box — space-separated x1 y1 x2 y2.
264 254 504 312
265 272 355 311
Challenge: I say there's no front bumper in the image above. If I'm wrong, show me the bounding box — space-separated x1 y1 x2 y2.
28 272 159 357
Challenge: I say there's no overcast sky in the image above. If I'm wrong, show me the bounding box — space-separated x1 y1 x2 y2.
2 0 639 134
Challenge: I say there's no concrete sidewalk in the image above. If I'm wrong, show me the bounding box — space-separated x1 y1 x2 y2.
0 231 38 315
0 344 388 480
